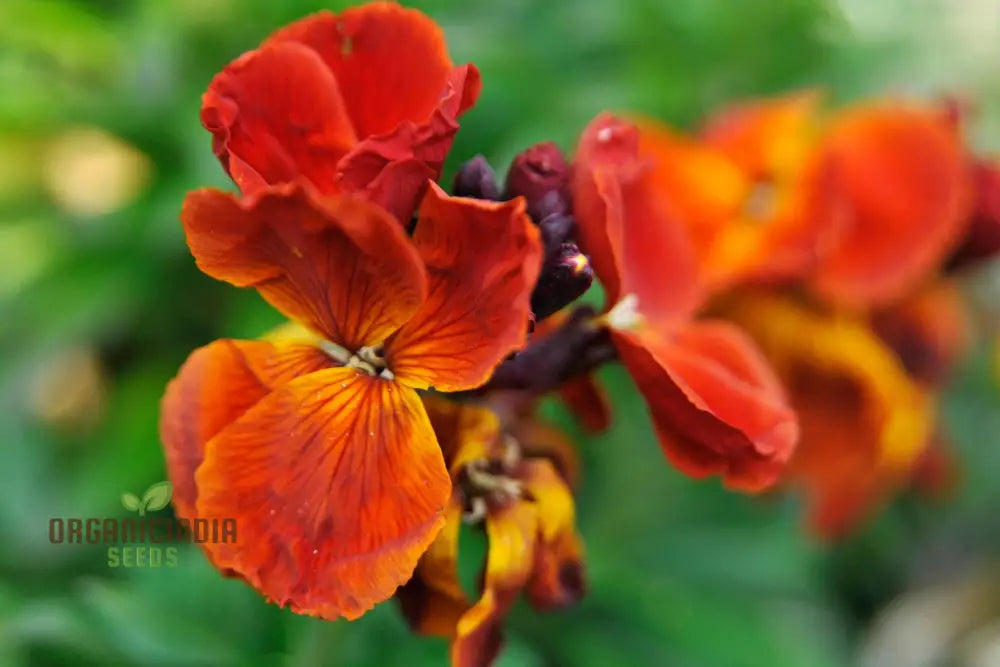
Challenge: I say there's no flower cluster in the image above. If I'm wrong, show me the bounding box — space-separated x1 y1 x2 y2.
160 3 1000 664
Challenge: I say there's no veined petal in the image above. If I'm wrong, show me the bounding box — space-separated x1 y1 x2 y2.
520 460 586 610
813 103 972 306
160 339 331 521
267 3 453 139
573 114 702 328
195 367 450 620
386 184 542 392
181 185 427 350
727 293 933 537
201 42 357 196
452 501 538 667
612 321 798 492
397 499 469 638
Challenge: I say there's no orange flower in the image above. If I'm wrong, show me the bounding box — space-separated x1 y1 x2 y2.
398 398 585 667
572 113 799 492
810 102 972 306
160 182 541 620
637 91 840 289
726 292 941 538
201 2 481 221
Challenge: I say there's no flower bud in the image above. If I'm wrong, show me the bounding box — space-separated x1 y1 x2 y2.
531 243 593 321
452 155 500 200
947 160 1000 271
505 142 570 220
538 214 576 257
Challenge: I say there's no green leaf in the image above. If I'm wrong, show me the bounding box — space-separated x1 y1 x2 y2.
120 492 140 513
141 482 172 513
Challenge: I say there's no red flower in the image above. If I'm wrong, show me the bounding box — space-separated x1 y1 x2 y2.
201 2 481 221
572 114 798 491
811 103 972 305
160 183 541 620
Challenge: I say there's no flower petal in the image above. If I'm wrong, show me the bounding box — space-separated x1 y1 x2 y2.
520 460 586 610
267 4 453 139
813 103 972 305
573 113 702 328
514 418 581 488
701 90 822 177
397 499 469 638
557 374 612 434
870 281 969 386
159 339 330 521
201 42 357 196
386 183 542 392
267 6 481 220
452 501 538 667
181 185 427 350
195 367 450 620
422 394 503 474
727 294 933 537
612 321 798 491
335 64 482 221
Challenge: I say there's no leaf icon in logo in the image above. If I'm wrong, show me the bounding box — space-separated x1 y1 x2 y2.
142 481 173 514
121 492 141 513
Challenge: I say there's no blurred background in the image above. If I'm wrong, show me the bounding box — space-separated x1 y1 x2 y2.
2 0 1000 665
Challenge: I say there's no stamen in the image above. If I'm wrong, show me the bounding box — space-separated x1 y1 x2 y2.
318 340 353 364
604 293 643 331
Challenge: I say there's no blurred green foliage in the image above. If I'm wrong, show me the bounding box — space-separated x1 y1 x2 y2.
2 0 999 665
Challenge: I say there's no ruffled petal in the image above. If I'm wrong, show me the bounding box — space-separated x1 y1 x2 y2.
727 293 933 537
267 3 452 138
160 339 331 521
201 42 357 196
812 103 972 305
386 184 542 392
520 460 586 610
335 64 482 221
452 501 538 667
573 114 702 328
180 184 427 350
612 321 799 492
397 499 469 638
267 5 481 220
194 367 450 620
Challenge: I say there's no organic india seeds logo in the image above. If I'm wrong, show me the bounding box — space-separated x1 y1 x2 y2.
48 481 237 568
121 481 173 516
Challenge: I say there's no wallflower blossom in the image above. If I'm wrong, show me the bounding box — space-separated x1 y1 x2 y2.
397 397 584 667
161 182 541 619
572 113 799 492
201 2 481 221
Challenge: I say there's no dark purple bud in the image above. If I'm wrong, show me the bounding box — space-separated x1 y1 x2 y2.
531 243 593 321
505 142 570 220
532 190 568 221
453 155 500 200
538 214 576 257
